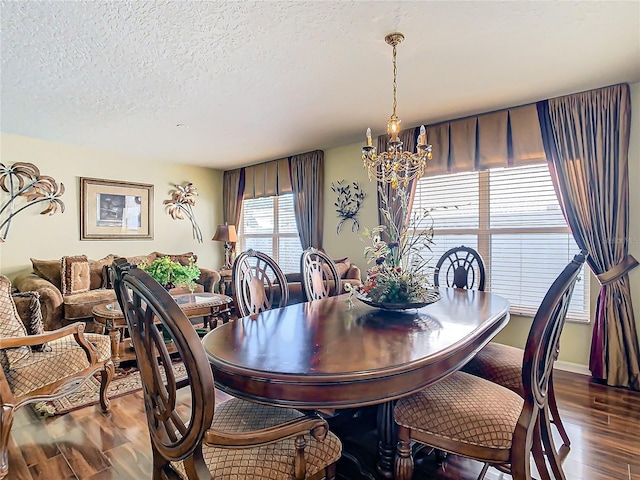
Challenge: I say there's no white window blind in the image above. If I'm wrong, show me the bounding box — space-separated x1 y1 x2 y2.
240 194 302 274
412 164 589 321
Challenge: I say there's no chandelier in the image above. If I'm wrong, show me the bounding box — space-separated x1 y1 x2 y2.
362 32 432 189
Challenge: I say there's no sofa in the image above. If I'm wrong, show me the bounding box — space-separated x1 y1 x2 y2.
13 252 220 331
284 257 362 305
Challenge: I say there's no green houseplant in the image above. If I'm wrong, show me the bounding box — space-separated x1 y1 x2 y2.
141 256 200 291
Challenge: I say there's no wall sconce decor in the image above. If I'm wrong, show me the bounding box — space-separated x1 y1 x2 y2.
331 180 366 234
0 162 65 241
164 182 203 243
212 223 238 269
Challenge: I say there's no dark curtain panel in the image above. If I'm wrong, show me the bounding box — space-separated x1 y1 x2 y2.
537 84 639 390
290 150 324 250
222 168 244 228
376 127 419 235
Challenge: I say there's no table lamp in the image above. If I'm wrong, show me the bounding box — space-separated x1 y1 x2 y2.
212 223 238 269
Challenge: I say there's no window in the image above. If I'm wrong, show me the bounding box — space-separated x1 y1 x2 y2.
412 164 589 321
239 194 302 274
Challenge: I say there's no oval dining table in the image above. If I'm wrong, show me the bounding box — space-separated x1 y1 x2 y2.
202 288 510 479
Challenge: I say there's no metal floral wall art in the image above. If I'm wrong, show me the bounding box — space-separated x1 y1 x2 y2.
164 182 203 243
0 162 65 241
331 180 366 234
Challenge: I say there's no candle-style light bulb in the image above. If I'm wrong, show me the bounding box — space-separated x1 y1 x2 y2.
366 128 372 147
419 125 426 146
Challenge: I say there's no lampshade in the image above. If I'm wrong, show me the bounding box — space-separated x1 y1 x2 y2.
212 223 237 243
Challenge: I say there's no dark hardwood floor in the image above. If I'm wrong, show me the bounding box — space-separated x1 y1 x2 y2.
6 370 640 479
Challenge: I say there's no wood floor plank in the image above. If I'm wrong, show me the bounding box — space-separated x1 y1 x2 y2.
4 370 640 479
28 454 75 480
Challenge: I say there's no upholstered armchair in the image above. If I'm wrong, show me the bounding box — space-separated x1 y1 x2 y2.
0 276 114 479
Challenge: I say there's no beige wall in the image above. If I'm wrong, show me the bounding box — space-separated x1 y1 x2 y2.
0 133 224 279
3 82 638 370
323 82 640 368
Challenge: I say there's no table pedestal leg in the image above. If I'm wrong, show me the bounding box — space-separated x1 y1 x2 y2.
376 400 397 479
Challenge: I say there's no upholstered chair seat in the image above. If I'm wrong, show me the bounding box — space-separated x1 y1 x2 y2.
4 333 111 398
463 341 571 451
395 371 524 462
172 399 342 479
463 343 525 394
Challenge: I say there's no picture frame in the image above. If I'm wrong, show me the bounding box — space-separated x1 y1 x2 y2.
80 177 154 240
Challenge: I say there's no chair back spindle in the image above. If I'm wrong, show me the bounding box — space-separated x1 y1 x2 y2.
232 249 289 317
300 247 342 301
434 246 486 290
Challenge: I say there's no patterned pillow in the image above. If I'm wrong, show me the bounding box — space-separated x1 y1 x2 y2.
60 255 91 295
0 276 30 369
12 291 50 352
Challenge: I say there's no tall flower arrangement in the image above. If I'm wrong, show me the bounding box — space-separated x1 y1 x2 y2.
356 186 435 304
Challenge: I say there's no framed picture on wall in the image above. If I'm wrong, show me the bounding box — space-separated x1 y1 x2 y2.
80 177 154 240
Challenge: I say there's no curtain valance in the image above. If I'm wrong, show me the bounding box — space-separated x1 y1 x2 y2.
423 103 546 176
243 158 292 199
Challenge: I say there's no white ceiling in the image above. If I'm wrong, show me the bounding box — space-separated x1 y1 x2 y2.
1 1 639 170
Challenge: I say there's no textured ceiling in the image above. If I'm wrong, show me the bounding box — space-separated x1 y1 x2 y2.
1 1 639 170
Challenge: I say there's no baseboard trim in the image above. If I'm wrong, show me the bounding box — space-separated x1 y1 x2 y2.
554 360 591 376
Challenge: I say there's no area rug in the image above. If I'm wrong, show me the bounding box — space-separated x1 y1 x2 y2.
36 361 188 415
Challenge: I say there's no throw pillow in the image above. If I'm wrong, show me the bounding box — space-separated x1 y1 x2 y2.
334 257 351 278
90 254 115 290
31 258 63 289
0 276 30 369
12 291 50 352
60 255 91 295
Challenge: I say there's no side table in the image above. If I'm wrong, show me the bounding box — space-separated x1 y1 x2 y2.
92 292 232 366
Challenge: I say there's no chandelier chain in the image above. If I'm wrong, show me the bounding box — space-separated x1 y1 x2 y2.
392 44 398 119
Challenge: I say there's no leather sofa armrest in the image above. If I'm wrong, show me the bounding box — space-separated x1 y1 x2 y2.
13 273 64 331
197 268 221 293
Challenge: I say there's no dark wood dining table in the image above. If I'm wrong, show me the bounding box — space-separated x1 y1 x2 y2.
202 288 510 479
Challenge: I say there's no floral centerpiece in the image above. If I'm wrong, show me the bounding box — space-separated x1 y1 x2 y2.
141 256 200 292
351 186 439 308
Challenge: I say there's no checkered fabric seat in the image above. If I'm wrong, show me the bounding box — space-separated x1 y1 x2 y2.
395 371 523 459
463 343 524 394
463 333 571 453
4 333 111 398
172 399 342 479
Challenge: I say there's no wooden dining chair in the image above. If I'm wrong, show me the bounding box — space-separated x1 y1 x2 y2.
394 251 586 480
232 249 289 317
300 247 342 301
111 258 341 480
462 250 589 462
434 246 486 291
